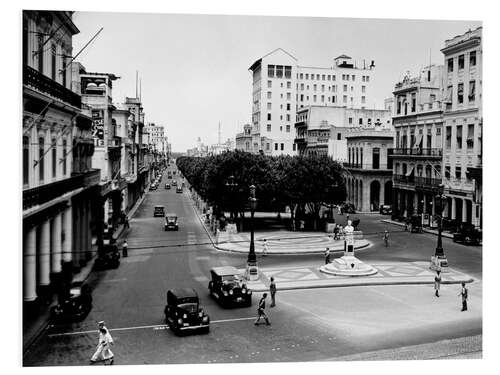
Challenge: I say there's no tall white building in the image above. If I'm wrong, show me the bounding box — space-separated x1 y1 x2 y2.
146 122 168 154
248 48 376 156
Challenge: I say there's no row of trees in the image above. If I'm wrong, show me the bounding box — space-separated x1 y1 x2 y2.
176 150 347 230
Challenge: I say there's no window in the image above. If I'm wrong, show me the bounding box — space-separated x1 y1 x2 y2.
372 148 380 169
359 118 363 125
280 82 283 88
343 95 347 103
332 75 336 81
446 127 452 148
300 94 304 101
351 75 355 81
467 124 474 149
281 143 284 151
268 65 275 78
411 93 416 112
362 76 365 82
267 124 271 132
287 81 291 89
300 83 304 91
62 139 67 175
458 83 464 104
366 76 370 82
458 54 464 70
51 44 56 80
348 117 353 125
37 34 44 73
456 125 462 149
362 85 366 93
321 95 324 103
280 126 283 132
267 91 272 99
469 80 476 102
51 138 57 178
293 143 296 151
275 143 278 151
470 51 476 67
436 128 441 136
287 92 291 100
284 66 291 78
332 96 336 103
268 80 272 88
328 75 331 80
313 95 317 102
447 58 453 73
286 114 291 121
455 166 461 179
266 143 270 151
38 137 44 182
305 73 309 79
316 74 320 80
397 100 401 114
322 74 325 80
351 86 354 92
286 125 290 132
300 73 303 79
445 166 451 178
321 84 325 92
361 96 366 104
267 113 271 121
313 84 317 91
427 70 431 82
286 103 291 111
267 102 272 110
311 74 314 81
343 85 347 92
360 148 363 168
346 75 350 81
23 136 29 186
337 133 341 140
276 65 283 78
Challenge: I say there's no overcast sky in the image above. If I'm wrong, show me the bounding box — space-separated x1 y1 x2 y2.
72 12 480 152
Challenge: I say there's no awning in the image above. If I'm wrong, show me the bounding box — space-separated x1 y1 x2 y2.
405 164 415 176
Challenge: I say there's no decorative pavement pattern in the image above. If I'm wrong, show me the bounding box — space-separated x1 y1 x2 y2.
216 231 370 254
244 261 474 292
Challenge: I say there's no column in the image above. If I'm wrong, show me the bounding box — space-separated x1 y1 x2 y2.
432 196 436 216
51 213 62 274
380 181 385 206
423 194 427 214
462 199 467 223
39 219 51 289
451 198 456 220
24 226 37 302
63 205 72 263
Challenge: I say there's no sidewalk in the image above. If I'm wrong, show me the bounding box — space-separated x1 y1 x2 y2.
23 191 147 354
381 219 454 239
243 261 474 292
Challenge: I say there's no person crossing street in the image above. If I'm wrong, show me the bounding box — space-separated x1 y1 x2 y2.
90 321 114 365
434 270 441 297
254 293 271 325
459 282 468 311
262 239 269 257
269 277 277 307
383 230 389 247
325 248 331 264
122 239 128 258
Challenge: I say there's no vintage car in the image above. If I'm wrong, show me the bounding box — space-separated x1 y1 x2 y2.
341 202 356 214
94 243 120 270
164 213 179 231
172 180 177 186
150 183 158 191
165 183 171 190
167 174 172 179
50 281 92 322
208 266 252 307
154 205 165 217
410 214 423 233
176 186 183 193
379 204 392 215
453 224 481 245
164 288 210 335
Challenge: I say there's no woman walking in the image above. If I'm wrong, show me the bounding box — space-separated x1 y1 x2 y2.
90 327 114 365
434 270 442 297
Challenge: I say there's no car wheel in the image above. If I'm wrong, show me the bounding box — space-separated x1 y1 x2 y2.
203 326 210 334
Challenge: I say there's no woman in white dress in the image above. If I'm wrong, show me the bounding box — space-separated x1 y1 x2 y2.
90 328 114 365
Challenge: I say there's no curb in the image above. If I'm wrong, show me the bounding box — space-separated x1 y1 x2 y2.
188 191 218 248
381 219 455 239
214 241 371 255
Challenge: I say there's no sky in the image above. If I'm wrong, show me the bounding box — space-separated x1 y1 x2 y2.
71 12 481 152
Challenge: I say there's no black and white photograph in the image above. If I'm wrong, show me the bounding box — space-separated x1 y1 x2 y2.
7 0 498 372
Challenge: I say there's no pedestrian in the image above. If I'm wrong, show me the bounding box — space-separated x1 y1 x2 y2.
346 213 350 223
254 293 271 325
90 322 114 365
459 282 468 311
383 230 389 247
333 225 339 240
325 248 331 264
269 277 277 307
263 239 269 257
122 239 128 258
404 219 409 231
340 205 344 215
434 270 441 297
124 216 130 229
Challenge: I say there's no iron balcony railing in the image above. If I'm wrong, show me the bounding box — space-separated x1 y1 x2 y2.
23 169 100 211
389 148 442 157
393 174 442 187
23 65 81 108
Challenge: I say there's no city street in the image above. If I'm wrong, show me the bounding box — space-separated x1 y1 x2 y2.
23 167 482 366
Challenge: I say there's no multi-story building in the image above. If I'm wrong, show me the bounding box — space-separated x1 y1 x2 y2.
248 49 376 156
235 124 253 152
294 106 391 158
441 27 482 229
344 126 394 212
146 122 168 154
389 64 445 222
23 11 100 310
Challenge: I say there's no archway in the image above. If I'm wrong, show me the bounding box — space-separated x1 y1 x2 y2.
370 180 381 211
384 180 392 205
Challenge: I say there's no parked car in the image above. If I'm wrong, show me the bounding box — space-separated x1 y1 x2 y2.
410 214 423 233
94 243 120 270
50 281 92 322
176 186 183 193
165 183 171 189
379 204 392 215
164 288 210 335
172 180 177 186
164 213 179 231
154 205 165 217
453 224 481 245
150 183 158 191
341 202 356 214
208 266 252 307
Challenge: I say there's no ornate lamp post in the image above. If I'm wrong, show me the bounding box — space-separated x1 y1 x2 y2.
430 184 449 272
246 184 259 280
225 175 238 220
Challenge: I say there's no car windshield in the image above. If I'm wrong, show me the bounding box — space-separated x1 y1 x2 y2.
178 303 198 313
69 287 81 297
166 217 176 222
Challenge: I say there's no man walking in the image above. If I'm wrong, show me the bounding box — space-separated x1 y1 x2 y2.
254 293 271 325
262 239 269 257
124 216 130 229
325 248 331 264
459 282 468 311
90 321 114 365
383 230 389 247
269 277 277 307
122 239 128 258
434 270 441 297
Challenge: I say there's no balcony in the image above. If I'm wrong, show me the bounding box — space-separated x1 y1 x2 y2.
23 169 100 211
23 65 81 108
389 148 442 158
393 174 442 188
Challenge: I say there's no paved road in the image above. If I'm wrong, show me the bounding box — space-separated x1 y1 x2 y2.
23 168 482 366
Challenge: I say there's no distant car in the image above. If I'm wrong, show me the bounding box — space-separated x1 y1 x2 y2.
341 202 356 214
94 243 120 270
176 186 183 193
379 204 392 215
154 205 165 217
172 181 177 186
50 281 92 322
453 224 481 245
150 183 158 191
208 266 252 307
164 213 179 231
164 288 210 335
165 183 171 189
167 174 172 179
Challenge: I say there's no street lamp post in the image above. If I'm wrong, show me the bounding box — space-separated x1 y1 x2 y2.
246 185 259 280
430 184 449 272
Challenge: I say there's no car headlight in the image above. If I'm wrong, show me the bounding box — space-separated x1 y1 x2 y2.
248 290 252 294
183 314 187 319
229 290 233 295
202 316 209 322
223 291 228 296
198 311 203 317
178 318 183 325
242 288 246 294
